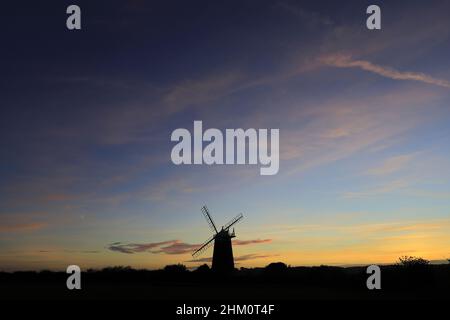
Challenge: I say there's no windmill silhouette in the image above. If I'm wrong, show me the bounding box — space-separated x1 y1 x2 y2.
192 205 244 273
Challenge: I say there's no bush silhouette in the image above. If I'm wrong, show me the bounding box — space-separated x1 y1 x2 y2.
394 256 432 289
398 256 430 267
194 264 210 273
102 266 133 272
163 264 188 273
265 262 288 273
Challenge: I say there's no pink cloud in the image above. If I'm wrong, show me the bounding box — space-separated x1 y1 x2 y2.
108 238 273 255
233 239 272 246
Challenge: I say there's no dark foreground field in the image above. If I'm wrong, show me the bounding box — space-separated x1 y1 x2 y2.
1 263 449 300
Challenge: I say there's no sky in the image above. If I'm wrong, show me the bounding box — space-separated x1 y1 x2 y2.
1 0 450 271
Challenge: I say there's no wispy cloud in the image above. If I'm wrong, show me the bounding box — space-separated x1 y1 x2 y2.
107 240 180 254
163 72 243 114
365 153 417 176
276 2 333 27
152 241 201 255
233 239 272 246
0 222 47 233
280 87 440 176
0 213 50 233
108 238 273 255
234 253 278 262
320 54 450 88
264 216 450 238
342 178 413 199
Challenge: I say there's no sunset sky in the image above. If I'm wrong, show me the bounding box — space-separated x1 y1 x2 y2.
1 0 450 271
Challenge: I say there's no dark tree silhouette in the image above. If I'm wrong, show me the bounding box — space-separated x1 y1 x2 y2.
194 264 211 273
265 262 288 273
398 256 430 267
163 264 188 273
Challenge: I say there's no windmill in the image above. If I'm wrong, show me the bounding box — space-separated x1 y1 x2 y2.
192 205 244 273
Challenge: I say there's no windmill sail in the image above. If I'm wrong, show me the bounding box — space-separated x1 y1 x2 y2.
223 213 243 231
201 205 218 234
192 234 215 257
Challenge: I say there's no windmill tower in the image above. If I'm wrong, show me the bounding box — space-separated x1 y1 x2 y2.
192 205 244 273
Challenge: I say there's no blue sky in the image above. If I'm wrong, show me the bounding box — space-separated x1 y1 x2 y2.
1 0 450 270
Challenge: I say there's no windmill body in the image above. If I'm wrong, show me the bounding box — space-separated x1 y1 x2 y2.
212 228 235 272
192 206 243 273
